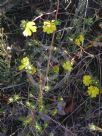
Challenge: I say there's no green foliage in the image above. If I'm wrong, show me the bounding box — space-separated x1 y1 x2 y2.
26 101 35 109
35 121 42 132
43 20 57 34
83 17 93 26
18 56 36 74
18 116 33 126
74 33 84 46
54 19 61 25
8 94 21 103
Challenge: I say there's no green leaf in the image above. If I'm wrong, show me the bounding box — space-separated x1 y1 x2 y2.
22 21 37 37
23 28 32 37
20 20 27 29
43 20 57 34
54 20 61 25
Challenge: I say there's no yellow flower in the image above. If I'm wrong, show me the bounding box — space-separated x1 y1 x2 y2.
23 21 37 37
43 20 56 34
74 33 84 46
18 57 29 70
21 56 29 66
62 60 73 72
83 75 92 86
87 86 99 98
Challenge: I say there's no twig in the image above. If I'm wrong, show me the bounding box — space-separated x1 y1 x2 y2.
26 73 38 87
33 10 56 21
1 82 26 90
65 0 71 10
48 115 76 136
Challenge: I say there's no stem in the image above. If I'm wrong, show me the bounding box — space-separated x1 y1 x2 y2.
43 0 60 87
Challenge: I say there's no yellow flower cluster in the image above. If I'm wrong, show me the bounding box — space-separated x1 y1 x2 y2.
18 56 36 75
62 60 74 72
43 20 57 34
74 34 84 46
83 75 92 86
87 86 99 98
83 74 100 98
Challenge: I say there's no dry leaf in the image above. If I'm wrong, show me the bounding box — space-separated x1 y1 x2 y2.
64 98 76 114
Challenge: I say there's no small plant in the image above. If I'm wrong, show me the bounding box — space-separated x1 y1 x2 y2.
43 20 57 34
18 56 36 75
74 33 84 46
